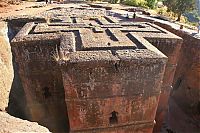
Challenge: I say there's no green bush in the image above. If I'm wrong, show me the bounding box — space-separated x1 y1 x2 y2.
123 0 147 8
123 0 157 9
146 0 157 9
110 0 118 4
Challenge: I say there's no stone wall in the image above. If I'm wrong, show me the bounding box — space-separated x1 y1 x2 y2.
154 22 200 130
61 50 167 133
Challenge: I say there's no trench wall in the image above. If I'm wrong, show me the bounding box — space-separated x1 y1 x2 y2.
134 16 200 131
0 21 14 111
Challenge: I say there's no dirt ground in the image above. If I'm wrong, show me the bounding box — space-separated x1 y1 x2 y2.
0 1 82 19
0 1 47 17
0 1 57 17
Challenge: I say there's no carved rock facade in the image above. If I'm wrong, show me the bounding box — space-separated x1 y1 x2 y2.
11 7 182 132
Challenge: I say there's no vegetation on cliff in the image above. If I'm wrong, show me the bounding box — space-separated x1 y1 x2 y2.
163 0 196 21
121 0 157 9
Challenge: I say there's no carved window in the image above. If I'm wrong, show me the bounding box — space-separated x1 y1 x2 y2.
109 111 118 125
42 87 51 99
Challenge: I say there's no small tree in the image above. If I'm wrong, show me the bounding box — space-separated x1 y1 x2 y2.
146 0 157 9
163 0 195 21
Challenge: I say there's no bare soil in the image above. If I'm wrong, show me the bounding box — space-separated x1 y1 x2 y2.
0 1 48 18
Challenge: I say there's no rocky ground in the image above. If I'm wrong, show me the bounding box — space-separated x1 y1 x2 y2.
0 111 50 133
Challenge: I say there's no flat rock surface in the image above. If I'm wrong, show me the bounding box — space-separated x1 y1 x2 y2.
0 111 50 133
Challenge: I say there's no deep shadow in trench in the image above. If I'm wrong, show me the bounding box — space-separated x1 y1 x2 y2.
6 20 29 120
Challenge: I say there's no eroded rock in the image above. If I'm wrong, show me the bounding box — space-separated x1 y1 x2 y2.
0 21 14 111
0 111 50 133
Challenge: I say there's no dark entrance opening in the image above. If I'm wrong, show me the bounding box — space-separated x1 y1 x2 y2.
42 87 52 99
109 111 118 125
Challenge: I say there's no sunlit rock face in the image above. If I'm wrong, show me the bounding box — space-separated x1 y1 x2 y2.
0 21 14 111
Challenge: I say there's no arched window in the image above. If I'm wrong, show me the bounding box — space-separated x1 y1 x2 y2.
109 111 118 124
42 87 51 99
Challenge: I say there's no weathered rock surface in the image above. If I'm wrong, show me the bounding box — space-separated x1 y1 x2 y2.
0 111 50 133
11 7 183 132
151 20 200 132
0 21 14 111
